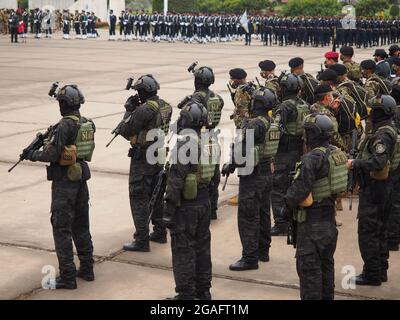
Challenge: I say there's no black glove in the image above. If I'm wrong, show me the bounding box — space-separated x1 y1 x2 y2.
124 94 140 112
162 202 177 229
177 95 192 109
221 163 235 177
23 149 36 162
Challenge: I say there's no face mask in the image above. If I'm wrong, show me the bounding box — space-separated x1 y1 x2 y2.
324 63 329 69
229 80 240 89
374 58 379 63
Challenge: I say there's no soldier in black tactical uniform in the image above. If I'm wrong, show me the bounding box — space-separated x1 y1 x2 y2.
271 74 310 236
223 87 280 271
163 102 214 300
119 75 172 251
25 85 95 289
348 95 398 286
283 114 347 300
190 66 224 220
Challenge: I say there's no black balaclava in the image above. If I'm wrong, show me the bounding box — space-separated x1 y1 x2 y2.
252 100 269 117
195 78 209 91
138 89 156 103
59 100 79 117
305 127 330 150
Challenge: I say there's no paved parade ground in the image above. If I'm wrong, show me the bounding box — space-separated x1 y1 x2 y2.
1 29 399 300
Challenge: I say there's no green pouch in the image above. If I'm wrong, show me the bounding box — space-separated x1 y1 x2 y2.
296 208 307 224
183 173 198 200
67 163 82 182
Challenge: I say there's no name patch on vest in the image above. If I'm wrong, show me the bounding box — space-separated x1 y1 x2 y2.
81 130 94 141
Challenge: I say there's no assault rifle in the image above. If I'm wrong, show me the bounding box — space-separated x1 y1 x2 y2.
348 129 358 211
8 126 54 173
148 163 170 223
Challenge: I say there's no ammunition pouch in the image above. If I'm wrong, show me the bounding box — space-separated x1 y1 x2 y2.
183 173 198 200
46 165 66 181
46 161 90 182
67 163 82 182
59 144 77 166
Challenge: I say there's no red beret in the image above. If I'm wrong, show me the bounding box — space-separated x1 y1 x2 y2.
324 51 339 59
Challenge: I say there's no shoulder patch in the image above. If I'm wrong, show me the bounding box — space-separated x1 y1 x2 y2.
375 143 386 154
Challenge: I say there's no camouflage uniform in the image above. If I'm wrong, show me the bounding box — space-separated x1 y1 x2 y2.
30 110 94 282
310 102 345 151
364 74 386 99
264 76 280 96
343 60 362 84
232 84 252 128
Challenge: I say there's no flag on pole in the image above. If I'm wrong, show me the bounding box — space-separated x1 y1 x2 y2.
240 10 249 33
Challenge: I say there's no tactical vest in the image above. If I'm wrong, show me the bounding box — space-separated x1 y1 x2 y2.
182 138 217 200
198 91 223 128
360 125 400 172
135 99 172 145
285 99 310 136
64 115 95 161
254 116 281 162
311 147 348 202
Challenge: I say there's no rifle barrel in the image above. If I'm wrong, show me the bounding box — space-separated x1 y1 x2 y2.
105 134 117 148
8 159 22 173
222 174 229 191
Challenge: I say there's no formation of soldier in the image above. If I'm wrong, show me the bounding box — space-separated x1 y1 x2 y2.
3 8 400 48
108 12 400 46
12 44 400 300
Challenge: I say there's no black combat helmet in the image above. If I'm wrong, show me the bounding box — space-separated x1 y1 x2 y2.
280 73 303 95
57 85 85 107
133 74 160 93
369 95 396 116
251 87 277 112
178 101 208 130
304 114 334 140
194 66 215 86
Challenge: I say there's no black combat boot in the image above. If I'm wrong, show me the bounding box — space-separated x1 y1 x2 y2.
271 224 288 236
55 277 77 289
196 290 212 300
150 231 167 244
229 259 258 271
76 267 95 281
258 251 270 262
123 241 150 252
381 270 388 283
352 274 381 286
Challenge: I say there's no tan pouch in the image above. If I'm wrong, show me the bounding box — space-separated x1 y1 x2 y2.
299 193 314 208
59 145 77 166
67 163 82 182
370 162 390 181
